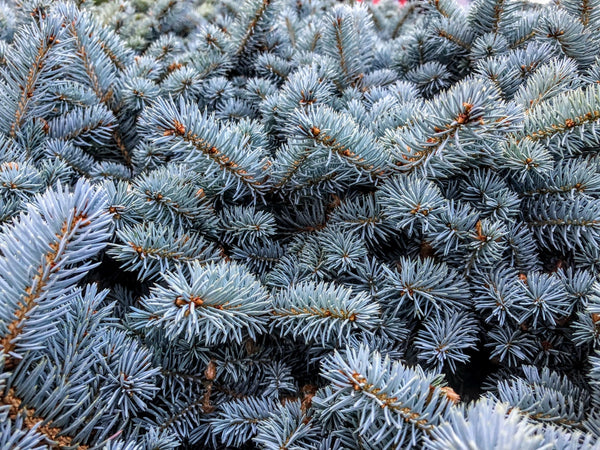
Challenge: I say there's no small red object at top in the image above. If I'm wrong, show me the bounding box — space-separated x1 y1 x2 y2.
357 0 407 5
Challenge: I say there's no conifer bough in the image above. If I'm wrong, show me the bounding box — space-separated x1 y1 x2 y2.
2 0 600 448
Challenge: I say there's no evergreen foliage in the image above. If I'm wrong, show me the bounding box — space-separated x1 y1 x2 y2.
3 0 600 448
